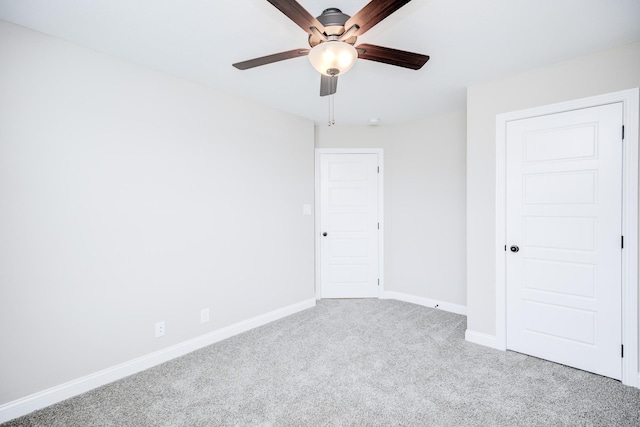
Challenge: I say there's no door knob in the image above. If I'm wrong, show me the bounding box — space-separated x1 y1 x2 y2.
510 245 519 253
322 232 328 237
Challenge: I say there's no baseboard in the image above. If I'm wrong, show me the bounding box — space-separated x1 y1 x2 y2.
383 291 467 315
0 298 316 424
465 329 501 350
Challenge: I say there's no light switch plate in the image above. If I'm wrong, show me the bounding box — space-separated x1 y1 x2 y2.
201 308 210 324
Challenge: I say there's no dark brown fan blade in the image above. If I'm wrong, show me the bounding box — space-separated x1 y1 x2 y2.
345 0 412 36
356 43 429 70
232 49 309 70
266 0 325 34
320 75 338 96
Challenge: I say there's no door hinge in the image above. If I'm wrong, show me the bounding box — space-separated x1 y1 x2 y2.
622 125 625 140
378 278 380 286
377 166 380 173
621 235 624 249
378 222 380 230
621 344 624 358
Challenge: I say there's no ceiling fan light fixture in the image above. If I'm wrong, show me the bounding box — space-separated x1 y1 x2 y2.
308 41 357 76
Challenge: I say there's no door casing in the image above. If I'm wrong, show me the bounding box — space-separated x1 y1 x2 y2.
495 88 639 387
315 148 384 300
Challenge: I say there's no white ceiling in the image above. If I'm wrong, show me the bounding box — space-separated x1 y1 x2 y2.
1 0 639 125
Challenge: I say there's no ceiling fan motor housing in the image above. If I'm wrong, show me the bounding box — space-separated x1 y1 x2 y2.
308 7 356 47
317 8 349 28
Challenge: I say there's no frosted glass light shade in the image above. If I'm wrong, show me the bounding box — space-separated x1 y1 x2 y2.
308 41 357 76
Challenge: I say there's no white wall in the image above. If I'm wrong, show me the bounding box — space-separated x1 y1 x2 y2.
466 42 640 341
0 21 315 405
315 111 467 307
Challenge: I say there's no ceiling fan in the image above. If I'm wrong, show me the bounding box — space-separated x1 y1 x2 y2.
232 0 430 97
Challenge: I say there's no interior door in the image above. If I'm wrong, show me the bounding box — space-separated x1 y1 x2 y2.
505 103 623 380
319 153 379 298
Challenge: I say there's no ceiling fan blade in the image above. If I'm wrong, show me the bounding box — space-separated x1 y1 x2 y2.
266 0 326 34
356 43 429 70
232 49 309 70
320 75 338 96
345 0 412 36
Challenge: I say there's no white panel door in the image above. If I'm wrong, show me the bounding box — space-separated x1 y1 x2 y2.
506 103 623 380
319 153 379 298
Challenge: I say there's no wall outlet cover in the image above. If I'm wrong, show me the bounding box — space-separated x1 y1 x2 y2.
155 321 165 337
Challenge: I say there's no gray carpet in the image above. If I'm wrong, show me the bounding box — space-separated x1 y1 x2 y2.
4 299 640 426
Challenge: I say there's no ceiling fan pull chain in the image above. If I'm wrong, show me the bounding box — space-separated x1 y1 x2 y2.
328 94 335 126
331 95 334 126
333 95 335 125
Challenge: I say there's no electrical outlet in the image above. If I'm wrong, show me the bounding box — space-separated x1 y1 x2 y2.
155 321 165 337
201 308 210 324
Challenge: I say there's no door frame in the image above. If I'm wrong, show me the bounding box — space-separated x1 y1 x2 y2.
495 88 639 387
315 148 384 300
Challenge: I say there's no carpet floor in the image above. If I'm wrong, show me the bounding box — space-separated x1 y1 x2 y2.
4 299 640 426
